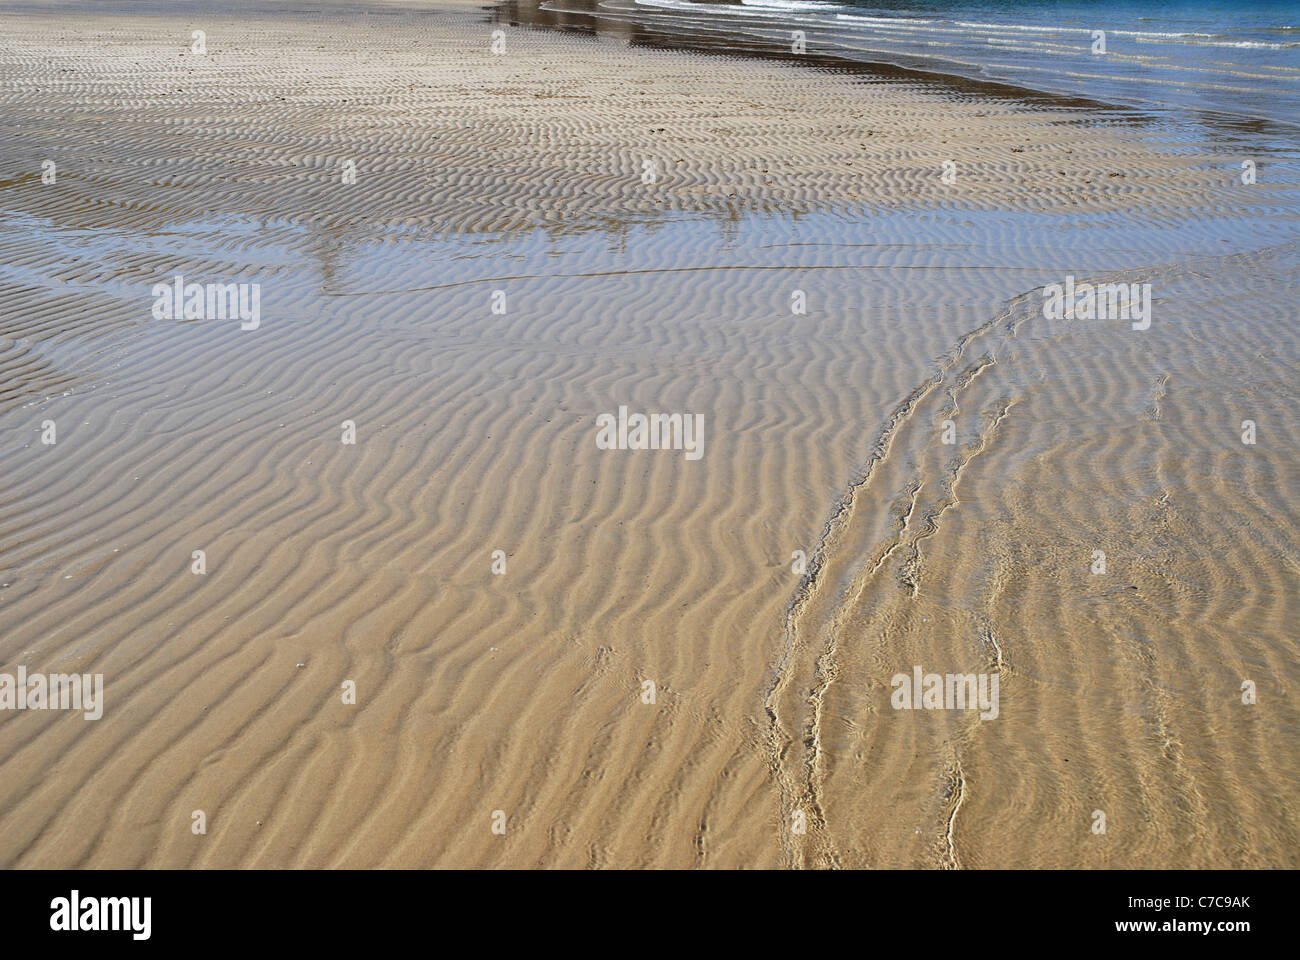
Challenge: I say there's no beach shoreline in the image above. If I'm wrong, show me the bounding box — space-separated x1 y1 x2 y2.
0 0 1296 868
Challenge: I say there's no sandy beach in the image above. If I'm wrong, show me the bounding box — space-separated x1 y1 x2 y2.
0 0 1297 868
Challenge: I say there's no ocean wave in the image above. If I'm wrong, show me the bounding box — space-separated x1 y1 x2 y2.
738 0 838 10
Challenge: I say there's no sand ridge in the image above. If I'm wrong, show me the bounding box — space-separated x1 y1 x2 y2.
0 1 1296 868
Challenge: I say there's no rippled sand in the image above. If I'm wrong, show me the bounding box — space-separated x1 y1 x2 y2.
0 0 1296 867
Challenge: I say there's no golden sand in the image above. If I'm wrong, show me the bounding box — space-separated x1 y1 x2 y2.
0 1 1296 867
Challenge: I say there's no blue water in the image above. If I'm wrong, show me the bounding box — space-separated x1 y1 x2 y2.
622 0 1300 127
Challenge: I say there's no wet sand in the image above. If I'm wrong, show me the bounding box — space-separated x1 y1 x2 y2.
0 0 1297 867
